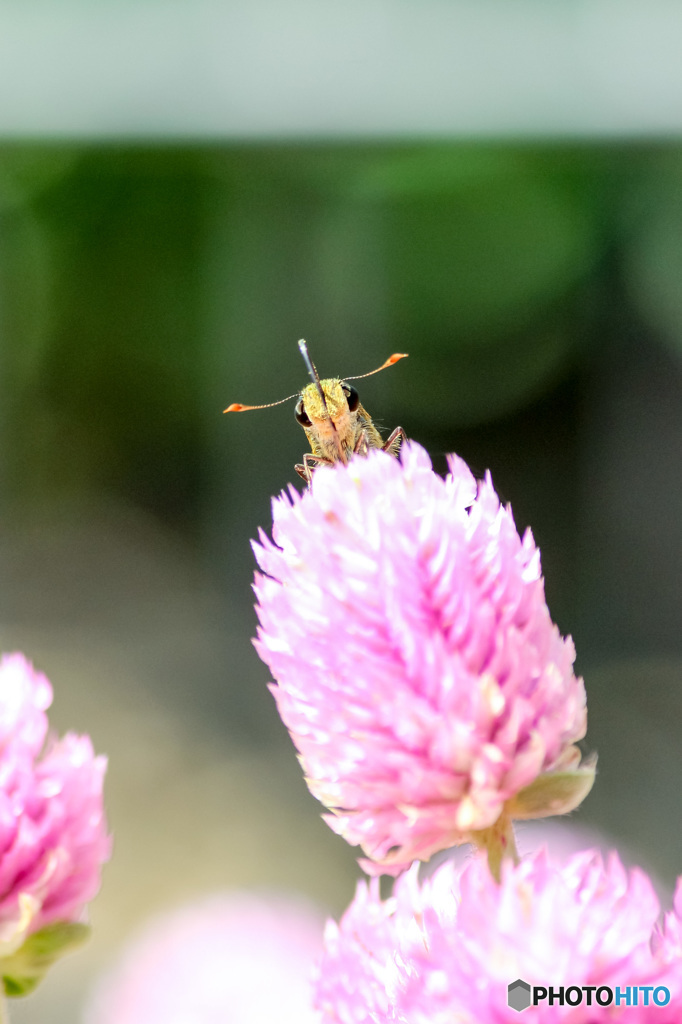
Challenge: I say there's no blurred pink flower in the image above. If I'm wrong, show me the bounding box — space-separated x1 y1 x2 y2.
0 653 109 955
315 849 682 1022
84 892 324 1024
254 443 588 873
654 881 682 965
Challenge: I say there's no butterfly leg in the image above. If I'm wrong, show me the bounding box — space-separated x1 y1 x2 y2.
353 431 370 457
295 453 333 484
382 426 407 458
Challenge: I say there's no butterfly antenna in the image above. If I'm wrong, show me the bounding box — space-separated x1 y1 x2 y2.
344 352 408 382
223 393 298 414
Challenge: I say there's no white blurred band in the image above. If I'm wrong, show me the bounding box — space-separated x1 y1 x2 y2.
0 0 681 138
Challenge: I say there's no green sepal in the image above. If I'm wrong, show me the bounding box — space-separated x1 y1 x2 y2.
0 922 91 997
506 756 597 821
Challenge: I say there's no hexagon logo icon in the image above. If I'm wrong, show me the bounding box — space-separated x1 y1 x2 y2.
508 979 531 1012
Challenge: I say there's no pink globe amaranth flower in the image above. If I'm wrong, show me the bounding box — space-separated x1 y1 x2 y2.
84 892 324 1024
253 443 589 874
314 850 682 1023
0 653 109 957
0 652 52 758
654 880 682 965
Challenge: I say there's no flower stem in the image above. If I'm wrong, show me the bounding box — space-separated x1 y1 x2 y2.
470 808 519 883
0 991 10 1024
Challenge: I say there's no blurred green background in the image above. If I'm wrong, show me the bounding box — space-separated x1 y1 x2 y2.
2 142 682 1020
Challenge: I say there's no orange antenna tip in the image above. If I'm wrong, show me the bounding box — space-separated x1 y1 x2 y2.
222 391 299 414
345 352 409 383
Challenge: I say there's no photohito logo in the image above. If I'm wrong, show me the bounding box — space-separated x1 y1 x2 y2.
507 980 671 1012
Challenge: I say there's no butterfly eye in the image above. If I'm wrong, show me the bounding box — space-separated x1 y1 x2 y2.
341 384 360 412
295 398 312 428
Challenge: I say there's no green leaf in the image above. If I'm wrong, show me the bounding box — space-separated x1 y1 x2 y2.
507 757 597 821
0 922 91 998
